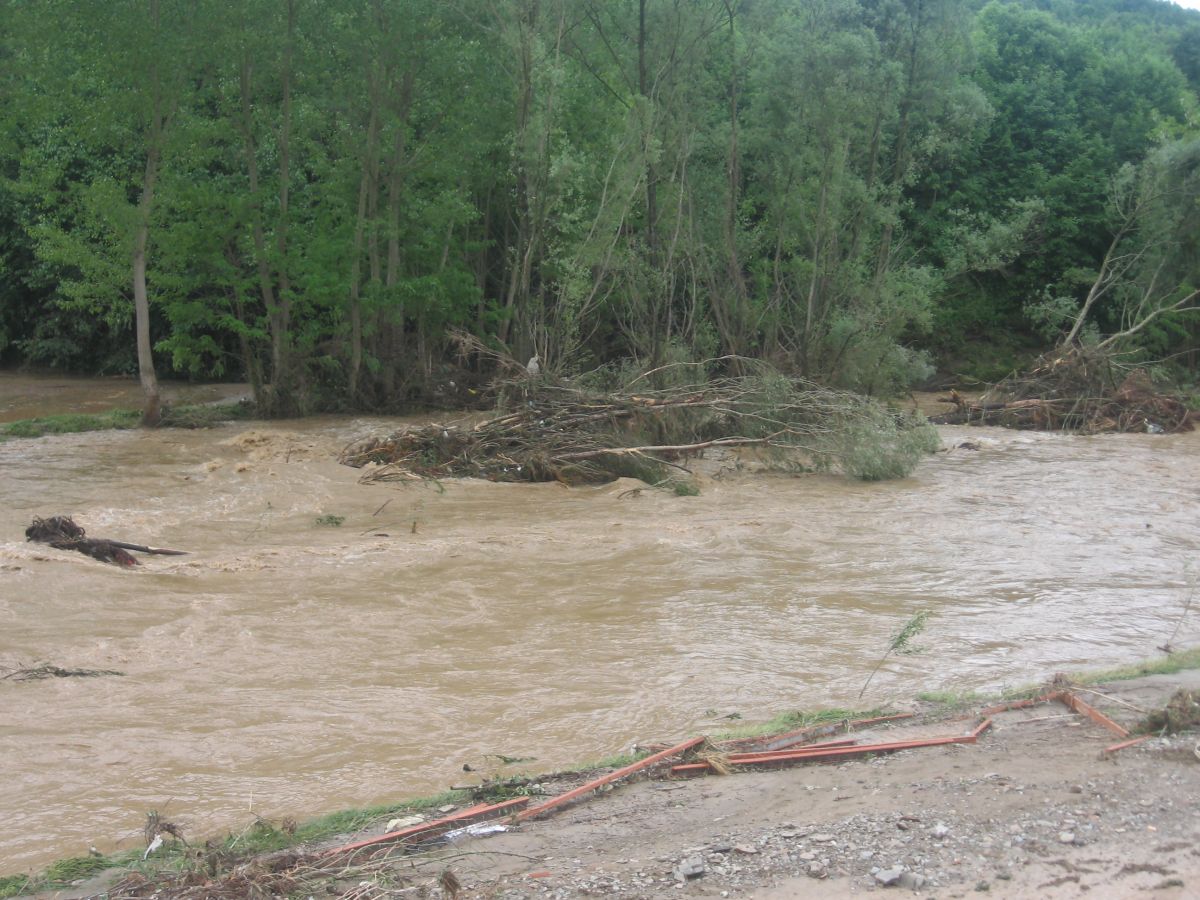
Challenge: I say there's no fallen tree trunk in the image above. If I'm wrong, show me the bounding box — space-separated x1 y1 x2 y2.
25 516 187 567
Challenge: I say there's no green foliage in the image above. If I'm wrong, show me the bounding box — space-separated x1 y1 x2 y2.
859 610 934 699
830 411 940 481
42 854 117 884
314 514 345 528
0 402 253 440
0 0 1196 397
712 706 888 743
669 479 701 497
0 409 141 439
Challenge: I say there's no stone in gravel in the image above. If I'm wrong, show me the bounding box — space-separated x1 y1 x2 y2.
810 833 836 843
875 867 905 886
898 871 927 891
673 855 705 881
1058 832 1076 845
734 845 758 855
931 823 950 839
709 842 732 854
807 862 827 879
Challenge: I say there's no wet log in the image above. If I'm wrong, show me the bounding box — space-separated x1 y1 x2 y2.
26 516 186 566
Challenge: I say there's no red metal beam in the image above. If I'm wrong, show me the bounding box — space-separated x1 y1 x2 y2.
515 736 705 822
970 717 995 739
1103 735 1150 754
322 797 531 857
1055 691 1130 738
671 726 989 775
979 696 1052 716
656 737 862 774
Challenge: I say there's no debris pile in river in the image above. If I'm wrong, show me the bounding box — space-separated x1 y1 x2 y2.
930 347 1196 433
25 516 187 566
340 362 937 485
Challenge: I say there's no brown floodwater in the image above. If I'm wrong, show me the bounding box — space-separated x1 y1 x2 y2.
1 376 1198 873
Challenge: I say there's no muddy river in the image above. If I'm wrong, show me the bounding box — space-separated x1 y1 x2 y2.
1 374 1197 873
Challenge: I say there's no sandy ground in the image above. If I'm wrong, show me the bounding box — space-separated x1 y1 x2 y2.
401 671 1200 900
33 669 1200 900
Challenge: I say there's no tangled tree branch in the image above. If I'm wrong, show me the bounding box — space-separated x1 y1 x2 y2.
340 361 937 485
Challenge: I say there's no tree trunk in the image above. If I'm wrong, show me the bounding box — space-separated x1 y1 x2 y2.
238 53 276 408
349 78 381 401
135 0 164 427
133 208 160 427
272 0 296 397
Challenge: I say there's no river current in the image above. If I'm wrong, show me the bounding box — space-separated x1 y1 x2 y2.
1 374 1197 872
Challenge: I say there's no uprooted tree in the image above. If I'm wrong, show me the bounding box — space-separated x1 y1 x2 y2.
340 360 940 487
25 516 187 566
935 139 1200 434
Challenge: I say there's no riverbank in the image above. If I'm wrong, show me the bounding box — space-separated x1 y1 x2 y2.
6 650 1198 899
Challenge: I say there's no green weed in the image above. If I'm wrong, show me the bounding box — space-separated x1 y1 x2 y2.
0 401 254 441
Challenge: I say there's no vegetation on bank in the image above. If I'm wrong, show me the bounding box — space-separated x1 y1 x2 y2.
0 401 256 441
0 0 1197 423
4 646 1197 897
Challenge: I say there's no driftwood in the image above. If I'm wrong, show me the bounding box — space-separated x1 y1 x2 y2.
25 516 187 566
1 664 125 681
930 348 1196 434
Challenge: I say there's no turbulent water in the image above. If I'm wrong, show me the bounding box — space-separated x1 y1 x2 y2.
1 374 1197 873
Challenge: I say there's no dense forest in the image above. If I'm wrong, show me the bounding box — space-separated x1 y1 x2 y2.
0 0 1197 417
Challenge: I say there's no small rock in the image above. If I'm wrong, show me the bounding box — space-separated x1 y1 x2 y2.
673 854 705 881
898 871 927 891
810 833 836 843
385 815 424 831
931 823 950 839
1058 832 1076 845
1069 785 1083 794
733 845 758 855
875 867 905 886
807 862 827 879
438 804 456 813
975 881 990 892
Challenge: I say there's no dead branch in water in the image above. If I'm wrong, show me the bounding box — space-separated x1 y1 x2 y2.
25 516 187 566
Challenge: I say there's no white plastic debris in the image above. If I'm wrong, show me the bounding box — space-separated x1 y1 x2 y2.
443 822 509 844
143 834 163 860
